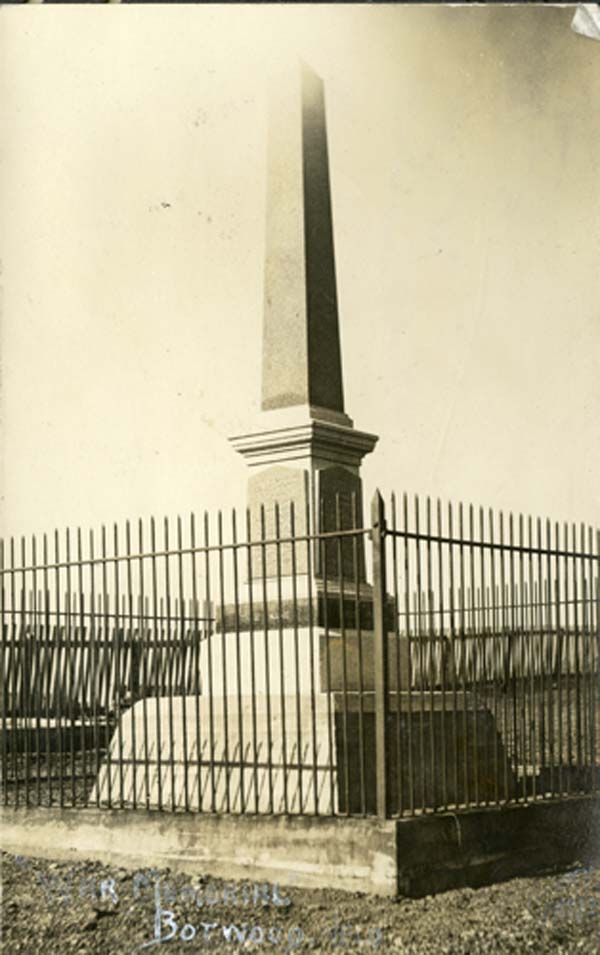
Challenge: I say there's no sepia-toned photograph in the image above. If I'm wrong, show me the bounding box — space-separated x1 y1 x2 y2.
1 3 599 952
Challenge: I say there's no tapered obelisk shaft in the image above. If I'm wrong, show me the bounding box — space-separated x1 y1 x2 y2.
262 62 345 420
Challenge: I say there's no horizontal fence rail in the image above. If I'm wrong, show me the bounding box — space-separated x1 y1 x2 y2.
1 491 599 819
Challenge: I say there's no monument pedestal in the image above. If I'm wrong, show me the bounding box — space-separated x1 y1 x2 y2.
94 584 513 816
207 583 408 698
94 688 515 815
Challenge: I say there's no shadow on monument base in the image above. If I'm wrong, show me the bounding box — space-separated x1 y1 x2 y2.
334 693 516 814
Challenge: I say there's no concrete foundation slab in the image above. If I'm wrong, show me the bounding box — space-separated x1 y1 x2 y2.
0 808 397 896
2 796 598 899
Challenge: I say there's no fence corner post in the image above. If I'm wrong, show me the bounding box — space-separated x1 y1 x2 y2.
371 489 389 819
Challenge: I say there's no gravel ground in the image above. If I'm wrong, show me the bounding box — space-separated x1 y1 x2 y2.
1 851 600 955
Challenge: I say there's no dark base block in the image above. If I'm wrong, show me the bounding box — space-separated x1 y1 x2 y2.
334 694 517 814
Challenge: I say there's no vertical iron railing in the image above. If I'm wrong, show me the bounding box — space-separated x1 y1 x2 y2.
1 491 598 819
371 491 389 818
384 493 600 817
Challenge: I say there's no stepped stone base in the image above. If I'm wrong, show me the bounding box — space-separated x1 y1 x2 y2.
93 695 338 815
93 693 514 816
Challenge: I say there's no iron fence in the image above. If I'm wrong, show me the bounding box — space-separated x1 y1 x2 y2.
382 494 599 817
1 491 598 818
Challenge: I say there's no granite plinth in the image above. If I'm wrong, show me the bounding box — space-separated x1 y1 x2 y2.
244 464 369 582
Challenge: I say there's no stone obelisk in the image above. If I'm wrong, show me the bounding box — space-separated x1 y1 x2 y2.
97 65 382 817
96 64 512 818
230 63 378 583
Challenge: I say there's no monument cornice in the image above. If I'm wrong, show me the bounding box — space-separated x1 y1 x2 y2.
229 419 378 470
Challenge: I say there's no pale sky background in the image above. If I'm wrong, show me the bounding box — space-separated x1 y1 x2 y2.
1 4 599 542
